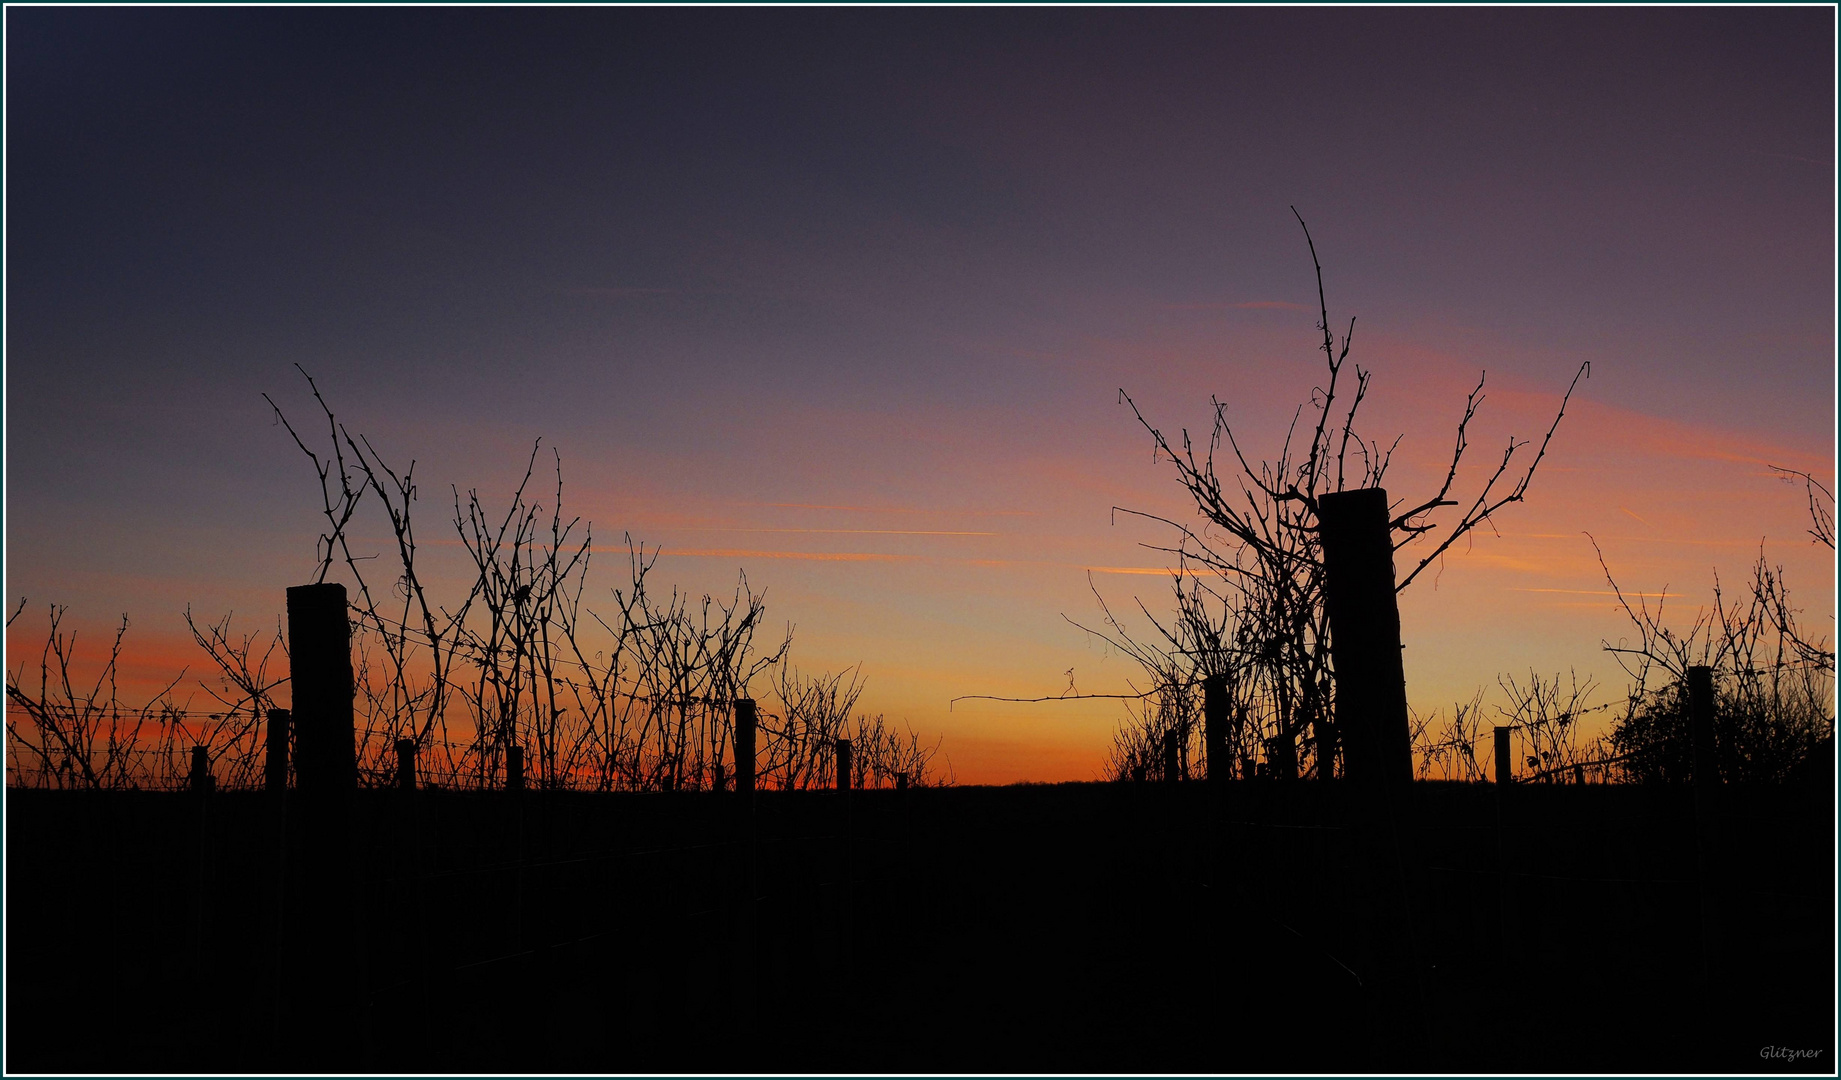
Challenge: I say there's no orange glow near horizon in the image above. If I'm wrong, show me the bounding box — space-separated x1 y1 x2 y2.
10 365 1833 787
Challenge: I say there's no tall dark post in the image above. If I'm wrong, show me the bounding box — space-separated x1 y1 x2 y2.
728 697 760 1040
395 739 416 792
713 762 726 793
266 708 290 1056
263 705 291 1042
1688 666 1717 788
1491 724 1512 1066
1315 717 1337 783
506 746 524 793
1162 730 1180 783
190 743 212 1001
834 737 856 995
733 699 757 797
283 581 356 1070
1318 488 1412 787
265 709 290 792
190 745 214 794
1318 488 1425 1067
1267 733 1297 782
287 583 354 793
1687 664 1722 992
1204 674 1228 783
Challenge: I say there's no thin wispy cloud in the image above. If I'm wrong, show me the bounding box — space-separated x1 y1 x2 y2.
646 548 916 562
665 527 999 537
1573 398 1830 473
611 547 1191 576
1510 532 1766 549
1507 587 1679 598
744 501 1037 516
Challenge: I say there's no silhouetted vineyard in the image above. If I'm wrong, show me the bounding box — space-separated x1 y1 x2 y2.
6 778 1831 1073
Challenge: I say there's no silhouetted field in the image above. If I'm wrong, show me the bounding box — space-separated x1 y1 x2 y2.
7 780 1832 1073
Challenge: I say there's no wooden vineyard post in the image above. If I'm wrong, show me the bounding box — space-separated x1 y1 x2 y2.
391 735 424 1048
288 583 355 794
1492 722 1513 1032
190 743 212 1002
1316 488 1425 1069
264 706 289 1053
266 709 290 792
506 746 524 793
1687 665 1723 994
190 745 214 794
1266 732 1298 782
730 699 759 1040
1204 674 1228 783
1163 729 1180 784
1318 488 1412 786
1688 666 1717 790
839 739 857 1008
396 739 417 792
733 699 757 798
284 581 358 1070
1201 674 1229 988
834 735 855 1000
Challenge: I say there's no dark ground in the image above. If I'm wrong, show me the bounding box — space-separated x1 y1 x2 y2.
6 779 1833 1073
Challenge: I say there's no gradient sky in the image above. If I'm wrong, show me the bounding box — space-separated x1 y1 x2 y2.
7 8 1835 783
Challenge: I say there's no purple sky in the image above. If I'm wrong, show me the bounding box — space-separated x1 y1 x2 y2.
7 8 1834 781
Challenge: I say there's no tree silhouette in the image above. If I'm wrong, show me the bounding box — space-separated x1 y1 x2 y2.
1593 472 1834 784
1100 211 1587 780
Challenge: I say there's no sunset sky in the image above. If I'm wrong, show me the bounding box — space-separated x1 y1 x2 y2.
7 7 1835 783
